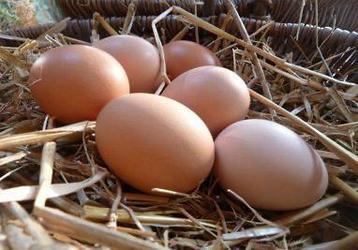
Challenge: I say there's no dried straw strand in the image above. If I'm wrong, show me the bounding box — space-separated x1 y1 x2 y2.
276 194 344 226
34 142 56 208
122 0 138 34
224 0 273 102
329 175 358 204
172 7 355 87
34 206 167 250
0 121 95 151
93 12 118 36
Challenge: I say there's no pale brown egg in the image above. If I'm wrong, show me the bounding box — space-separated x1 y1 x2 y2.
28 45 129 124
214 119 328 211
162 66 250 136
94 35 160 93
96 93 215 193
163 40 221 79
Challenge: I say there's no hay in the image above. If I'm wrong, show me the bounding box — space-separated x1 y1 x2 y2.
0 4 357 250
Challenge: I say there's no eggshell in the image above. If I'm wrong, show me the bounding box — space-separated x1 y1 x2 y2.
214 119 328 211
94 35 160 93
96 93 215 193
28 45 129 124
163 40 221 79
162 66 250 136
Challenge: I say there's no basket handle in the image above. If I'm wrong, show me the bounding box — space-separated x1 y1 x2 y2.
202 0 217 16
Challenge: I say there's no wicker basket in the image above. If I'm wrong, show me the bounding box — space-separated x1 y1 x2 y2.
2 15 357 82
271 0 358 31
55 0 258 18
55 0 358 31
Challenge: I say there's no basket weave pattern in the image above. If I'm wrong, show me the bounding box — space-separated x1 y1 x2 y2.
55 0 358 31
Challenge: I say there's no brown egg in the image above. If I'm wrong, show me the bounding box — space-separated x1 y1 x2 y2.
94 35 160 93
214 119 328 211
162 66 250 136
96 93 215 193
163 40 221 79
28 45 129 124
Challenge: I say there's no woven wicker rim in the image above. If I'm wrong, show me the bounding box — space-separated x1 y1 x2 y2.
2 15 357 81
55 0 358 31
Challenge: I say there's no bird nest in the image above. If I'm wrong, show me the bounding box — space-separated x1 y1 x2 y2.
0 3 357 250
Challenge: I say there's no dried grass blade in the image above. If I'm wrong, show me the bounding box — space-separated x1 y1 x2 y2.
0 33 28 42
36 17 70 41
0 170 107 203
6 170 84 216
0 121 95 151
172 7 284 65
151 188 191 198
34 142 56 207
152 7 173 87
0 166 24 183
275 194 344 226
284 62 355 87
124 192 170 203
222 226 286 241
83 205 217 228
328 88 355 123
0 152 27 166
84 205 177 220
224 0 273 102
317 150 340 160
178 207 218 238
302 209 337 224
122 0 138 34
93 12 118 35
116 226 157 238
34 206 168 250
260 60 324 90
250 21 273 38
170 25 191 42
329 175 358 204
172 7 355 87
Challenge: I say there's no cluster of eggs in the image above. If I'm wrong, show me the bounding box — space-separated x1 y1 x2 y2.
29 35 328 211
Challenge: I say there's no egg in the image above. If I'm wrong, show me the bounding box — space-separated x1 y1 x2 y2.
96 93 215 193
94 35 160 93
28 45 129 124
163 40 221 79
214 119 328 211
162 66 250 136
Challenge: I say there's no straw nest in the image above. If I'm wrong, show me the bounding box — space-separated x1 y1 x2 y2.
0 2 357 250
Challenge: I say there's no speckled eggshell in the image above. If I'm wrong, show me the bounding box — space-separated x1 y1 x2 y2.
96 93 215 193
162 66 250 137
28 45 129 124
94 35 160 93
163 40 221 79
214 119 328 211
